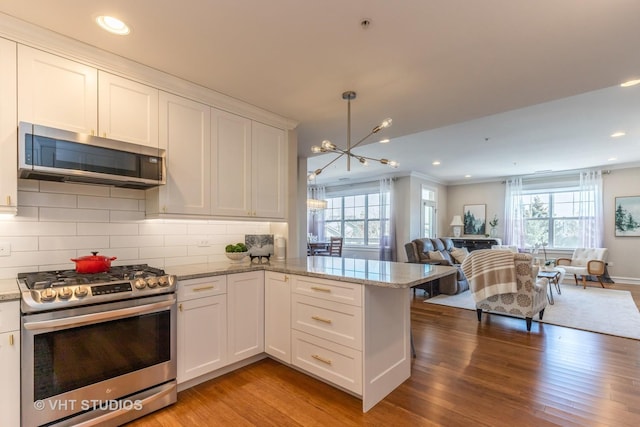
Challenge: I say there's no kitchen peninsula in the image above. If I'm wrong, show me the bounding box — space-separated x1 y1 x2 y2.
168 257 457 412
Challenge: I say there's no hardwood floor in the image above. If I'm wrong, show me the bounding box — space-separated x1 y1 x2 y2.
128 283 640 427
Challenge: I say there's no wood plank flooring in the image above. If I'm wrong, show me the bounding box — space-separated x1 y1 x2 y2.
128 282 640 427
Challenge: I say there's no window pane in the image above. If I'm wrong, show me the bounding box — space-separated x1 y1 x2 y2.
524 194 549 218
368 220 380 246
524 218 549 246
324 221 342 238
553 219 580 248
344 220 364 245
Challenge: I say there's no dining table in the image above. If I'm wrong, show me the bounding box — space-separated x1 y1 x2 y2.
307 241 330 255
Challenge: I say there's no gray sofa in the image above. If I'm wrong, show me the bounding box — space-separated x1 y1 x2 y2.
404 237 470 295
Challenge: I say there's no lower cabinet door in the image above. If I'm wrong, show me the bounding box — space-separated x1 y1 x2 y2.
0 330 20 427
291 330 362 395
227 272 264 363
177 294 227 383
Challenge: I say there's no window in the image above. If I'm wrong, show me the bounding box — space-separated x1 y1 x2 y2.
421 186 437 238
324 192 389 246
522 189 593 248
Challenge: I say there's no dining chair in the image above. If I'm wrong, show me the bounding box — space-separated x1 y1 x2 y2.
329 237 343 256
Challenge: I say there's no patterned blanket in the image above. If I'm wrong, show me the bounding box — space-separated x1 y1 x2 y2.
461 250 517 303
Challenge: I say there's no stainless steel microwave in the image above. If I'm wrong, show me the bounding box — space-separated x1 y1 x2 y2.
18 122 166 189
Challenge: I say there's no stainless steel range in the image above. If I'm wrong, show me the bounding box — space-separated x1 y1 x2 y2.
18 265 178 427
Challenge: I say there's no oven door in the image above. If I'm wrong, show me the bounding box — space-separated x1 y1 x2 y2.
21 293 177 427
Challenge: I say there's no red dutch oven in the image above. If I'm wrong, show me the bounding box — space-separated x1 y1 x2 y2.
71 251 117 273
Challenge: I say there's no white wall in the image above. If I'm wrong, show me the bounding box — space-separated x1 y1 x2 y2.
0 179 272 279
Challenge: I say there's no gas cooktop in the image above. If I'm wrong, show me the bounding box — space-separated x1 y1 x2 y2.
18 264 176 313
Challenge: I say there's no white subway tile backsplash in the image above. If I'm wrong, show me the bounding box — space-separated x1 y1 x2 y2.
18 191 77 208
110 210 146 222
110 235 163 248
78 195 139 211
0 221 76 236
39 236 110 251
0 183 283 278
39 181 110 197
40 208 110 223
77 223 139 236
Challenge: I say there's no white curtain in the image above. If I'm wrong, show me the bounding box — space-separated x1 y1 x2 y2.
578 170 603 247
379 178 396 261
504 177 525 249
307 186 326 241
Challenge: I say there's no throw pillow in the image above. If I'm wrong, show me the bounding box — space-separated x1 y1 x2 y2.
450 247 469 264
428 250 445 260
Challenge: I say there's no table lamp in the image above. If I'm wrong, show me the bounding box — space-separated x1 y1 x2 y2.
450 215 464 237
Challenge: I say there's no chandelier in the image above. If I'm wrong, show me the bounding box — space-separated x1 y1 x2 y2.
307 91 398 180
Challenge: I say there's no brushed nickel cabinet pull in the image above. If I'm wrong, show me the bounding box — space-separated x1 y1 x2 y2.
310 286 331 293
311 354 332 365
311 315 332 324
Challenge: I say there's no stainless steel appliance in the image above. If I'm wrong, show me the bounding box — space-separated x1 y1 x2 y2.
18 265 177 427
18 122 166 189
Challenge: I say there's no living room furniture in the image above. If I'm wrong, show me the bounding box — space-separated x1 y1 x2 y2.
404 238 469 295
555 248 608 289
461 251 548 332
328 237 343 256
451 237 502 252
537 269 561 304
491 244 518 253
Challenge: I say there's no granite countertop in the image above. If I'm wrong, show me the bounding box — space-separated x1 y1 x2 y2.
0 278 20 301
167 257 457 289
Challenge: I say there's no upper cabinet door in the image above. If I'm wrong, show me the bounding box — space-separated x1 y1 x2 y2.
18 45 97 134
98 71 159 147
0 38 17 214
252 122 286 218
156 91 211 215
211 108 252 217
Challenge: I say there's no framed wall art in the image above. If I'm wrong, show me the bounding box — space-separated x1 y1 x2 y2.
463 204 486 235
615 196 640 236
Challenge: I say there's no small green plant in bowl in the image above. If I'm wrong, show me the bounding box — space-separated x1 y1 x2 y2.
225 242 248 262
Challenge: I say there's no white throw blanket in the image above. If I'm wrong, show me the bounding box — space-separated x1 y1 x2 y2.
461 250 518 303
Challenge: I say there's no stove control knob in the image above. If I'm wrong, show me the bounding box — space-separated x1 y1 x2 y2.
134 278 147 290
75 286 89 298
59 287 73 299
158 276 170 287
41 288 57 301
146 277 159 288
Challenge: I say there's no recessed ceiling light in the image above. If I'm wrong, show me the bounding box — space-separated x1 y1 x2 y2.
96 15 130 35
610 131 626 138
620 79 640 87
379 139 390 144
432 161 441 166
608 157 617 161
464 174 472 178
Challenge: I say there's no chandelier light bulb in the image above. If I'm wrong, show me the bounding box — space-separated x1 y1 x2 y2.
380 118 392 128
359 157 368 165
388 160 399 168
321 140 336 150
311 145 322 153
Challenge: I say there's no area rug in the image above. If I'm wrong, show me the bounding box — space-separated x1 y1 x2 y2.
424 284 640 340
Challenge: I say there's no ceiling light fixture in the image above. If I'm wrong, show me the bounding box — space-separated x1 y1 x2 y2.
308 91 397 180
432 161 441 166
620 79 640 88
610 131 626 138
96 15 130 35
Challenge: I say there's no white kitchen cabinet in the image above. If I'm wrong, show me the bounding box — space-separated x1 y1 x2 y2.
227 271 264 363
264 272 291 363
0 300 20 427
211 109 286 219
147 92 211 215
177 277 228 384
98 71 159 147
0 38 17 214
18 44 98 134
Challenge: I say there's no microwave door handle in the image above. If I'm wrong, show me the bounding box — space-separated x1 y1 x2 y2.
23 298 175 331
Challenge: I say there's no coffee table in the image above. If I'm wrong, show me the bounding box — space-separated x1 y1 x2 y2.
538 269 561 305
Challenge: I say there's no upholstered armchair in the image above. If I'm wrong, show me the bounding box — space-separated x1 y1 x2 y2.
461 251 548 332
555 248 608 289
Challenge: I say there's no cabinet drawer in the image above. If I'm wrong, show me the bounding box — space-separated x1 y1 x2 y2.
0 300 19 333
292 294 361 350
292 330 362 395
178 276 227 301
292 276 362 307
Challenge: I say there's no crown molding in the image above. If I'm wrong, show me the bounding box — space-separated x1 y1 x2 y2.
0 12 298 131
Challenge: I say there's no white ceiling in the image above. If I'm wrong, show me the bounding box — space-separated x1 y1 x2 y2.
1 0 639 185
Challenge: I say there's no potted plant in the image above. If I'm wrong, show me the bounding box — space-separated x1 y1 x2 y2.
489 215 499 237
224 242 248 263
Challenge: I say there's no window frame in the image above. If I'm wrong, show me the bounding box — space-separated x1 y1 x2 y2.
323 191 389 247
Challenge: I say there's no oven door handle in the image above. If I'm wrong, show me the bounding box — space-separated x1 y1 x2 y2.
23 298 175 331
